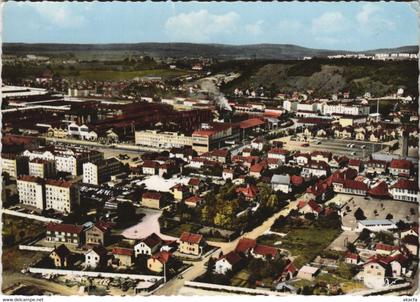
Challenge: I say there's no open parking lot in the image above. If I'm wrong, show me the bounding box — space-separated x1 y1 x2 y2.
332 194 418 230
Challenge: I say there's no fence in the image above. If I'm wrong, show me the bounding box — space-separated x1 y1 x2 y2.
184 281 287 296
28 267 165 282
19 245 53 252
2 209 62 223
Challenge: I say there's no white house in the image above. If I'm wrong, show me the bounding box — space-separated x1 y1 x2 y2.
85 246 108 269
271 174 291 194
214 251 242 274
134 233 162 257
356 220 397 232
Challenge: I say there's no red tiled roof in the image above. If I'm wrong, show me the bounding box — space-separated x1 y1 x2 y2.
308 200 322 213
53 244 71 258
368 181 390 197
345 252 359 260
188 178 201 186
390 159 412 170
236 184 258 199
250 163 265 173
291 175 304 186
343 179 368 191
17 175 44 184
179 232 203 244
269 148 290 155
171 183 189 191
283 262 297 274
142 160 159 169
391 179 419 191
151 251 171 264
239 118 265 129
219 251 242 265
348 159 361 167
47 223 83 234
143 233 163 249
375 243 399 252
235 238 257 253
185 195 203 205
253 244 278 258
112 247 133 256
143 191 162 200
94 220 113 233
45 179 74 188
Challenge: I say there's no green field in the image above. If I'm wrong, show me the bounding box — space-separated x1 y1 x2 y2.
281 226 341 269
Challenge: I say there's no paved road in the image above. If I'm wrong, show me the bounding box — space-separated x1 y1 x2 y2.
121 208 177 241
155 199 300 295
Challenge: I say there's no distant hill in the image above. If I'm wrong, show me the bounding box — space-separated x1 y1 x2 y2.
218 58 418 98
3 42 418 60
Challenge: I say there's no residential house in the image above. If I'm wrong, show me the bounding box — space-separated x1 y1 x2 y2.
402 235 418 256
333 179 368 196
171 184 189 201
178 232 205 256
142 191 164 209
134 233 163 257
365 159 387 175
268 148 290 163
251 244 279 259
85 245 108 269
188 178 202 194
271 174 291 194
185 195 203 207
389 159 412 177
236 184 258 201
142 160 159 175
85 220 112 246
297 200 323 217
249 162 266 178
222 168 235 181
46 223 84 246
296 265 320 280
345 252 360 265
277 262 297 282
389 179 419 203
311 151 332 163
295 153 311 166
111 247 133 268
235 238 257 255
147 251 172 273
302 160 331 178
215 251 243 274
49 244 71 268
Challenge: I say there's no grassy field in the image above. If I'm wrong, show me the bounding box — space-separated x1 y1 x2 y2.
162 222 198 238
281 225 341 269
2 214 46 247
58 68 191 81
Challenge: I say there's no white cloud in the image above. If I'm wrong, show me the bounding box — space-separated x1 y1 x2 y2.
165 10 240 42
311 11 347 34
26 3 85 28
278 20 303 32
245 20 264 36
356 4 395 31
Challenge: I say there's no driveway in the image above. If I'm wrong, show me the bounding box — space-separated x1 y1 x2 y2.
121 208 177 241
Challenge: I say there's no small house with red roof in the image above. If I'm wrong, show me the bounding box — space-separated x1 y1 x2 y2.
178 232 205 256
171 183 190 201
235 238 257 255
236 184 259 201
302 160 331 178
344 252 360 265
111 247 134 268
277 261 297 281
365 159 388 175
334 179 368 196
142 191 164 209
215 251 243 274
252 244 279 259
188 177 203 194
49 244 72 268
297 200 323 217
147 251 172 273
85 245 109 269
375 243 400 256
185 195 203 208
368 181 391 199
249 162 266 178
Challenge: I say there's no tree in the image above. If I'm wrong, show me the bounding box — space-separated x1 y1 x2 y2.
347 243 357 253
358 228 371 242
338 262 354 280
354 207 366 221
116 201 136 226
386 213 393 220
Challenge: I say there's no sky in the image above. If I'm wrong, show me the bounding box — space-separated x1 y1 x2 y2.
2 1 419 51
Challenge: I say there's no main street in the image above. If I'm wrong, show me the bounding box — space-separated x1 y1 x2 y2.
154 199 300 295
